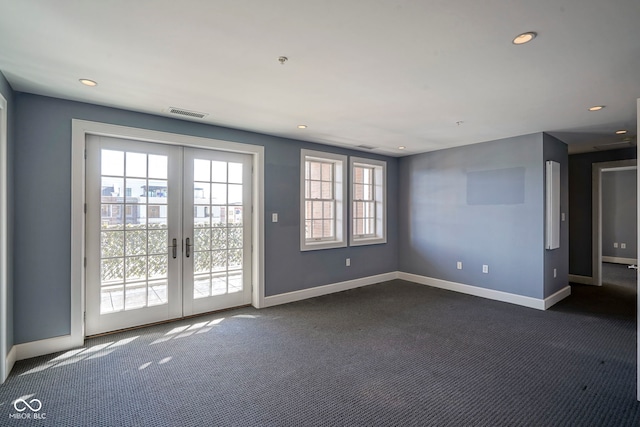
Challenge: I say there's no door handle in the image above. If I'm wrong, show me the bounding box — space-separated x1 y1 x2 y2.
171 238 177 259
185 237 191 258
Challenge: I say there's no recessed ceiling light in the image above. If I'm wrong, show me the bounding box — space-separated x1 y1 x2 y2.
588 105 605 111
512 32 537 45
398 146 406 150
79 78 97 87
615 129 628 135
297 125 307 129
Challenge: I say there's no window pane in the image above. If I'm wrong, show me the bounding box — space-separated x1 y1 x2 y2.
228 206 243 225
310 162 321 180
101 284 124 313
195 227 211 251
101 204 124 229
365 218 375 235
322 220 334 238
228 163 243 184
323 201 333 219
212 228 227 250
125 256 147 281
211 183 226 204
211 206 226 226
125 283 147 310
354 166 364 184
194 159 210 182
148 281 168 306
194 183 211 205
102 177 124 202
126 152 147 177
312 201 323 219
228 184 242 205
211 161 227 183
363 184 373 200
148 155 167 179
101 231 124 258
148 230 168 254
147 180 168 200
321 182 332 199
310 181 321 199
125 230 147 256
102 150 124 176
125 178 146 201
321 163 333 181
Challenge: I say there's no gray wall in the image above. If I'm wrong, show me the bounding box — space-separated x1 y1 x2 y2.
568 147 637 277
13 93 398 344
543 134 569 297
0 72 14 352
602 169 637 259
398 133 548 299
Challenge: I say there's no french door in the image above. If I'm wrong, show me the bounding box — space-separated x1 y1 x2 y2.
85 135 252 336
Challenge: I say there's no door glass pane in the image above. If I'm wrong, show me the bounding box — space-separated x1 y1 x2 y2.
99 149 170 314
191 158 245 299
126 152 147 177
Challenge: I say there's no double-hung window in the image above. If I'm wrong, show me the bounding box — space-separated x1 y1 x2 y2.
300 150 347 251
350 157 386 246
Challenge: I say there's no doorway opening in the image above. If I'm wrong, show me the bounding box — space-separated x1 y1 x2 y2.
592 160 637 287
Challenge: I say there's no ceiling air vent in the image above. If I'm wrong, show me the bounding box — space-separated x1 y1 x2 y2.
168 107 208 119
357 144 377 150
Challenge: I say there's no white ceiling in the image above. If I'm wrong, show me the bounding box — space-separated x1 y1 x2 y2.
1 0 639 156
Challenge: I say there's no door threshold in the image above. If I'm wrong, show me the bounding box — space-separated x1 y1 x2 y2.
85 304 252 339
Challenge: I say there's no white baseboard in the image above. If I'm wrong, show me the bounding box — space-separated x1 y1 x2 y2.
9 271 575 364
544 286 572 309
14 334 80 362
3 345 16 383
569 274 594 285
397 272 570 310
262 272 399 308
602 256 637 265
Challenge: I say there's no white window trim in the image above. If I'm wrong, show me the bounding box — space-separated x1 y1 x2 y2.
300 149 347 251
350 157 387 246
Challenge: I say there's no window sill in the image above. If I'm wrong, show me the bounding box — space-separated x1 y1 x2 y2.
300 240 347 252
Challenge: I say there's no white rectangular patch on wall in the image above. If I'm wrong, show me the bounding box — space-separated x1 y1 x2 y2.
546 160 560 250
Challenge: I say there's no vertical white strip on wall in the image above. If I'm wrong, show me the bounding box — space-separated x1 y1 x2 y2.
546 160 560 250
0 93 7 383
636 98 639 402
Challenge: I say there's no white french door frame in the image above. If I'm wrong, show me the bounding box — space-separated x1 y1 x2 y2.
0 93 8 383
71 119 265 346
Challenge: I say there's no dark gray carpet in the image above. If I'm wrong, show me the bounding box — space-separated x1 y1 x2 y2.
1 279 638 426
602 262 637 290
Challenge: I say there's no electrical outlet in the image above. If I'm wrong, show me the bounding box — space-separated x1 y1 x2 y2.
621 243 626 249
272 213 278 222
614 242 618 248
482 265 489 274
457 261 463 270
346 258 351 267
